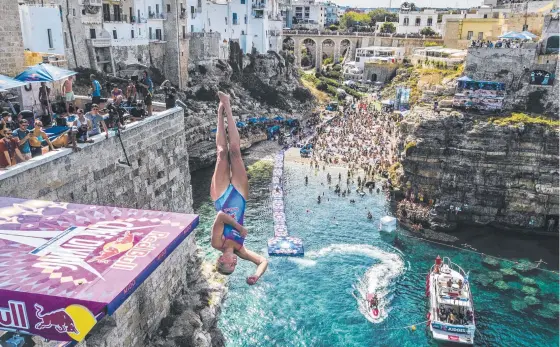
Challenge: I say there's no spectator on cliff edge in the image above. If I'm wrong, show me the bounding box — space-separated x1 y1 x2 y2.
139 70 154 117
90 74 102 105
85 104 109 139
126 80 137 105
0 128 25 168
12 119 32 162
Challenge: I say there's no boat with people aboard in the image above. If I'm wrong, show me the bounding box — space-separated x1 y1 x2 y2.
426 256 476 345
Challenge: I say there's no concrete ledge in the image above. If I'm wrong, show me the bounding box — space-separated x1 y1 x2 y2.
0 106 181 183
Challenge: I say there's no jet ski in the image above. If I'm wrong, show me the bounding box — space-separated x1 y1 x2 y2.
367 293 380 318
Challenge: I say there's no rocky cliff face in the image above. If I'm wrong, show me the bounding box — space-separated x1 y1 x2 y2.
182 46 312 171
399 107 559 232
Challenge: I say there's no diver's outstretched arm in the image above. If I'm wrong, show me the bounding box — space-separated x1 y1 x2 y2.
235 247 268 285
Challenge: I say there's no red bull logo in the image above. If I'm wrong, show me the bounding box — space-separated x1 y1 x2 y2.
88 230 137 264
0 301 29 330
34 304 78 334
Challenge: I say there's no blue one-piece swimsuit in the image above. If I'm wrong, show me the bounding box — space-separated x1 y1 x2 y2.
214 184 246 248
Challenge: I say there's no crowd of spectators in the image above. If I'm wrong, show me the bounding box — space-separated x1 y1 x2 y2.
0 70 166 170
470 39 527 49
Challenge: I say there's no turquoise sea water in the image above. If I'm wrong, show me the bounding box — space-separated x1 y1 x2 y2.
191 157 559 347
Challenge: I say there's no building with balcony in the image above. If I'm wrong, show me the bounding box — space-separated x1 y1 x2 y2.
185 0 283 54
41 0 190 89
411 47 467 66
397 8 439 35
353 46 405 70
323 1 338 26
290 0 324 29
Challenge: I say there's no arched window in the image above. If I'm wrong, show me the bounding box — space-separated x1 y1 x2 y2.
546 35 559 54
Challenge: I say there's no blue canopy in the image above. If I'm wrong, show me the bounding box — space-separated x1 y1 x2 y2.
520 31 537 39
236 121 246 127
499 31 533 40
0 74 27 91
273 116 284 121
211 128 217 133
258 117 268 122
15 63 77 83
248 117 257 124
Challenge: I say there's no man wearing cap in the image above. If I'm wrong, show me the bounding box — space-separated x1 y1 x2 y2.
12 119 32 162
90 74 102 105
85 104 109 139
0 128 25 168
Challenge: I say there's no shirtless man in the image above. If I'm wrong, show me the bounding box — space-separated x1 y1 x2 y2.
210 92 268 285
62 76 75 113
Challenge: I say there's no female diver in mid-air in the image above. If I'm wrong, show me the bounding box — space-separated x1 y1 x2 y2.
210 92 268 285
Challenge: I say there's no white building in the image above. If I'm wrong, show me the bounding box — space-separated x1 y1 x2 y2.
353 46 405 69
186 0 283 54
397 9 439 35
291 0 324 29
19 4 65 55
411 47 467 66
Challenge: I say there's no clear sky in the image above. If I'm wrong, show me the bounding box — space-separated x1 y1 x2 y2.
332 0 484 9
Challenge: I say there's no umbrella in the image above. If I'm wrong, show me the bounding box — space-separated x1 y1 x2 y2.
457 76 472 82
258 117 268 122
499 31 532 40
248 117 257 124
211 128 217 133
236 121 246 127
273 116 284 121
520 31 537 39
15 63 77 83
0 74 27 91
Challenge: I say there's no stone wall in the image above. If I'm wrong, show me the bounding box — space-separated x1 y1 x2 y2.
0 0 25 76
0 108 192 213
465 46 559 114
188 32 222 67
112 44 151 70
364 62 398 83
0 108 227 346
400 107 559 232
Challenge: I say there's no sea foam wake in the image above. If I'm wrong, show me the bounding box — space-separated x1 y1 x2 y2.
290 244 405 323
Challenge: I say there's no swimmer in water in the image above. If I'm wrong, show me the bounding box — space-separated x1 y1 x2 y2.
210 92 268 285
367 211 373 219
317 195 321 204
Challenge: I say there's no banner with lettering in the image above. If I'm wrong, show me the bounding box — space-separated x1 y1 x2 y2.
0 197 199 342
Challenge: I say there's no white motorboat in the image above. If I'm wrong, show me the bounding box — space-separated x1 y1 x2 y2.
426 256 476 345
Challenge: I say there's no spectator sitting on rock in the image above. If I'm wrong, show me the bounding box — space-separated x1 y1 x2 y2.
0 128 24 168
85 104 109 139
12 119 32 162
29 120 55 157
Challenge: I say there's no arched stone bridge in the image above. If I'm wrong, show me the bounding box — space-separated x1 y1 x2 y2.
282 30 444 71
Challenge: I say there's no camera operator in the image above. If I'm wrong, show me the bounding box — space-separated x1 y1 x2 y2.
105 99 127 130
160 80 177 110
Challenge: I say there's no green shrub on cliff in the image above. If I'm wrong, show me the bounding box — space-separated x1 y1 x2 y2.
490 113 560 128
404 141 417 153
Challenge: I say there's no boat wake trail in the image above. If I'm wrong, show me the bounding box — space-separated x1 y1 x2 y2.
296 244 405 323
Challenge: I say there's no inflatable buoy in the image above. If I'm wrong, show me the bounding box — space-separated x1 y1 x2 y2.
411 325 416 331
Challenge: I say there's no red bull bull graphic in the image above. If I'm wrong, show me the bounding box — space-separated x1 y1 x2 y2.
0 197 199 342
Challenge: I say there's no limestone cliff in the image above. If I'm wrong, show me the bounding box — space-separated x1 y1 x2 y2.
184 46 312 171
399 107 559 232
